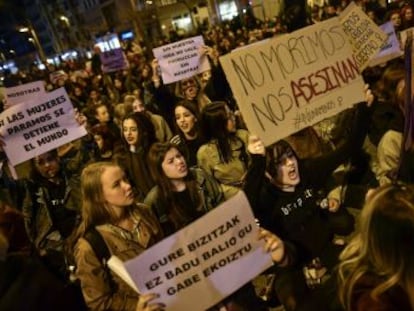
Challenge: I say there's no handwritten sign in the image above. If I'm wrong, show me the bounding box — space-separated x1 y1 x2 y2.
153 36 210 84
220 17 365 146
100 48 129 73
4 81 46 106
0 87 87 165
339 1 388 70
369 22 403 67
125 192 273 311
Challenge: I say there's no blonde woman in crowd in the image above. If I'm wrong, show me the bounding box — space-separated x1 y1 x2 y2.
74 162 164 311
338 184 414 310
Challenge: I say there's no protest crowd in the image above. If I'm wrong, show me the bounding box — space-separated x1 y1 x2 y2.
1 0 414 310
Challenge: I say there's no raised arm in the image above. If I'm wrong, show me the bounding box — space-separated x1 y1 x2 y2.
242 135 267 212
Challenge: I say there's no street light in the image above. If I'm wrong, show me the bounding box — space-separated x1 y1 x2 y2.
18 24 46 62
59 15 70 27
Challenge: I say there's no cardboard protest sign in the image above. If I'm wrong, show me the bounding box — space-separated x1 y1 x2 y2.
0 87 87 165
339 1 388 70
4 81 46 106
124 191 273 311
369 22 403 67
220 17 365 146
100 48 129 73
153 36 210 84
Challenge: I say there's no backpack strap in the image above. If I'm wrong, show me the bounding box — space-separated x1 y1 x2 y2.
84 227 111 264
83 227 116 292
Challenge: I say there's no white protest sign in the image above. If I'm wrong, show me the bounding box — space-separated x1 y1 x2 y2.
100 48 129 73
220 17 365 146
125 192 273 311
153 36 210 84
0 87 87 165
4 81 46 106
339 1 388 70
369 22 403 67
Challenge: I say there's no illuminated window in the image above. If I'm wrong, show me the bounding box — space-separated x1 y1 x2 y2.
219 1 238 21
95 34 121 51
172 15 192 31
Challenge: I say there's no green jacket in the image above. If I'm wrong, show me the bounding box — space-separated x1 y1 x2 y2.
197 129 249 199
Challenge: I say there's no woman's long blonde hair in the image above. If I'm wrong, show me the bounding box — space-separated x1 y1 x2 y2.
77 162 134 236
338 184 414 310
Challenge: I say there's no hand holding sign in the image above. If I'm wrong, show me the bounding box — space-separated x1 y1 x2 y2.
2 98 11 111
199 45 219 66
135 293 165 311
247 135 265 156
258 228 288 266
73 108 87 126
151 59 162 87
151 58 160 74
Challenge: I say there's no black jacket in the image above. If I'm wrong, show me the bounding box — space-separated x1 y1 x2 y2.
243 103 371 263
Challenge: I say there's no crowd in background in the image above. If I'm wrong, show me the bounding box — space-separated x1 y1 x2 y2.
1 0 414 310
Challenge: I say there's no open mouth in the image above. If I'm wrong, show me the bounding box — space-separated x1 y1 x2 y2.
288 167 297 179
178 165 187 173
